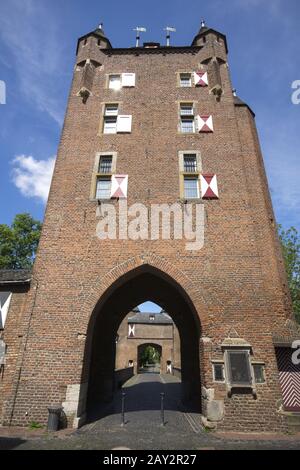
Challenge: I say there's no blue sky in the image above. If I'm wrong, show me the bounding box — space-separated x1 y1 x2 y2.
0 0 299 237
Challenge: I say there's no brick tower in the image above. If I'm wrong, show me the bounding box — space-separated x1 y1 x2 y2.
1 22 299 432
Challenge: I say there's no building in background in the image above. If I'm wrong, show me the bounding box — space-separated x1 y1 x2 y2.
115 307 181 375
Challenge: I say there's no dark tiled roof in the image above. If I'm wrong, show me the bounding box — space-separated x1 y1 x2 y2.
0 269 31 284
191 25 228 53
234 95 255 117
128 312 173 325
76 26 112 54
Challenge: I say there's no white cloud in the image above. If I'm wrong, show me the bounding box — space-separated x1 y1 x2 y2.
12 155 56 203
0 0 66 125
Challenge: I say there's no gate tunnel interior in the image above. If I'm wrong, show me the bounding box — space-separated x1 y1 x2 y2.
82 265 202 419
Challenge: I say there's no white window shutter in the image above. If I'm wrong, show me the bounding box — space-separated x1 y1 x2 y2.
0 292 12 329
194 71 208 87
110 175 128 199
117 115 132 133
197 115 214 132
122 73 136 87
200 174 219 199
128 324 135 337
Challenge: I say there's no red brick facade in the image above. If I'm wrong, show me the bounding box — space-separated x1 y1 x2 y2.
0 23 298 432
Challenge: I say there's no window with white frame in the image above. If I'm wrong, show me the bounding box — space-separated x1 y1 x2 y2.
181 118 195 133
180 103 194 116
184 177 199 199
103 104 118 134
104 104 119 116
96 177 111 199
93 154 116 200
103 104 132 134
103 117 117 134
180 103 195 133
179 151 201 200
213 363 225 382
109 74 122 90
180 73 192 87
109 73 136 89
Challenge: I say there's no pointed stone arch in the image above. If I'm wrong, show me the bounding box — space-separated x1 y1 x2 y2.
74 254 206 427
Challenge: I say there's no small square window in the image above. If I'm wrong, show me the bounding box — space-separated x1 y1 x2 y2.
184 177 199 199
180 103 194 116
180 73 192 87
213 363 225 382
96 177 111 199
99 156 113 174
184 154 197 173
103 116 117 134
226 350 252 387
109 75 121 90
181 118 195 133
105 104 118 116
253 364 265 384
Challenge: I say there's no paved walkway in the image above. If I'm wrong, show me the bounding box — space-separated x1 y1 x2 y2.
0 374 300 450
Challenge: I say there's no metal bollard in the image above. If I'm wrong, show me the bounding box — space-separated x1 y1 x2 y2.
47 405 62 432
121 391 126 426
160 392 165 426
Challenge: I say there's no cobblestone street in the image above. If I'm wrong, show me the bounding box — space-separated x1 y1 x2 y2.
0 374 300 450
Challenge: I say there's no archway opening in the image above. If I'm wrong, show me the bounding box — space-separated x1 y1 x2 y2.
82 265 202 421
138 343 162 374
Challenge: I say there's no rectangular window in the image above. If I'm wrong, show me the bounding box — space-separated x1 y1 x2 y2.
180 73 192 87
105 104 118 116
180 118 195 133
184 154 197 173
213 363 225 382
96 177 111 199
92 152 117 200
226 350 252 387
103 116 117 134
179 151 201 200
109 75 121 90
99 156 113 174
180 103 194 116
253 364 265 384
184 177 199 199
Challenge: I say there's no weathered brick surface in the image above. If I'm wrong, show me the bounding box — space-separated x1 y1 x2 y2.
0 27 296 432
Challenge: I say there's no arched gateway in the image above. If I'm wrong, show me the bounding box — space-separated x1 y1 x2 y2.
81 264 202 423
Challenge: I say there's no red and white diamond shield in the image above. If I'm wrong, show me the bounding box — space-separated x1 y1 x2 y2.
198 115 214 132
194 71 208 87
200 174 219 199
110 175 128 199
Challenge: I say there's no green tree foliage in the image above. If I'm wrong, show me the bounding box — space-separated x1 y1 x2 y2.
140 346 161 366
278 225 300 324
0 214 42 269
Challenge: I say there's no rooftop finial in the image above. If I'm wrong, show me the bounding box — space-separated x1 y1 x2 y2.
201 19 206 28
164 26 176 47
133 27 147 47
